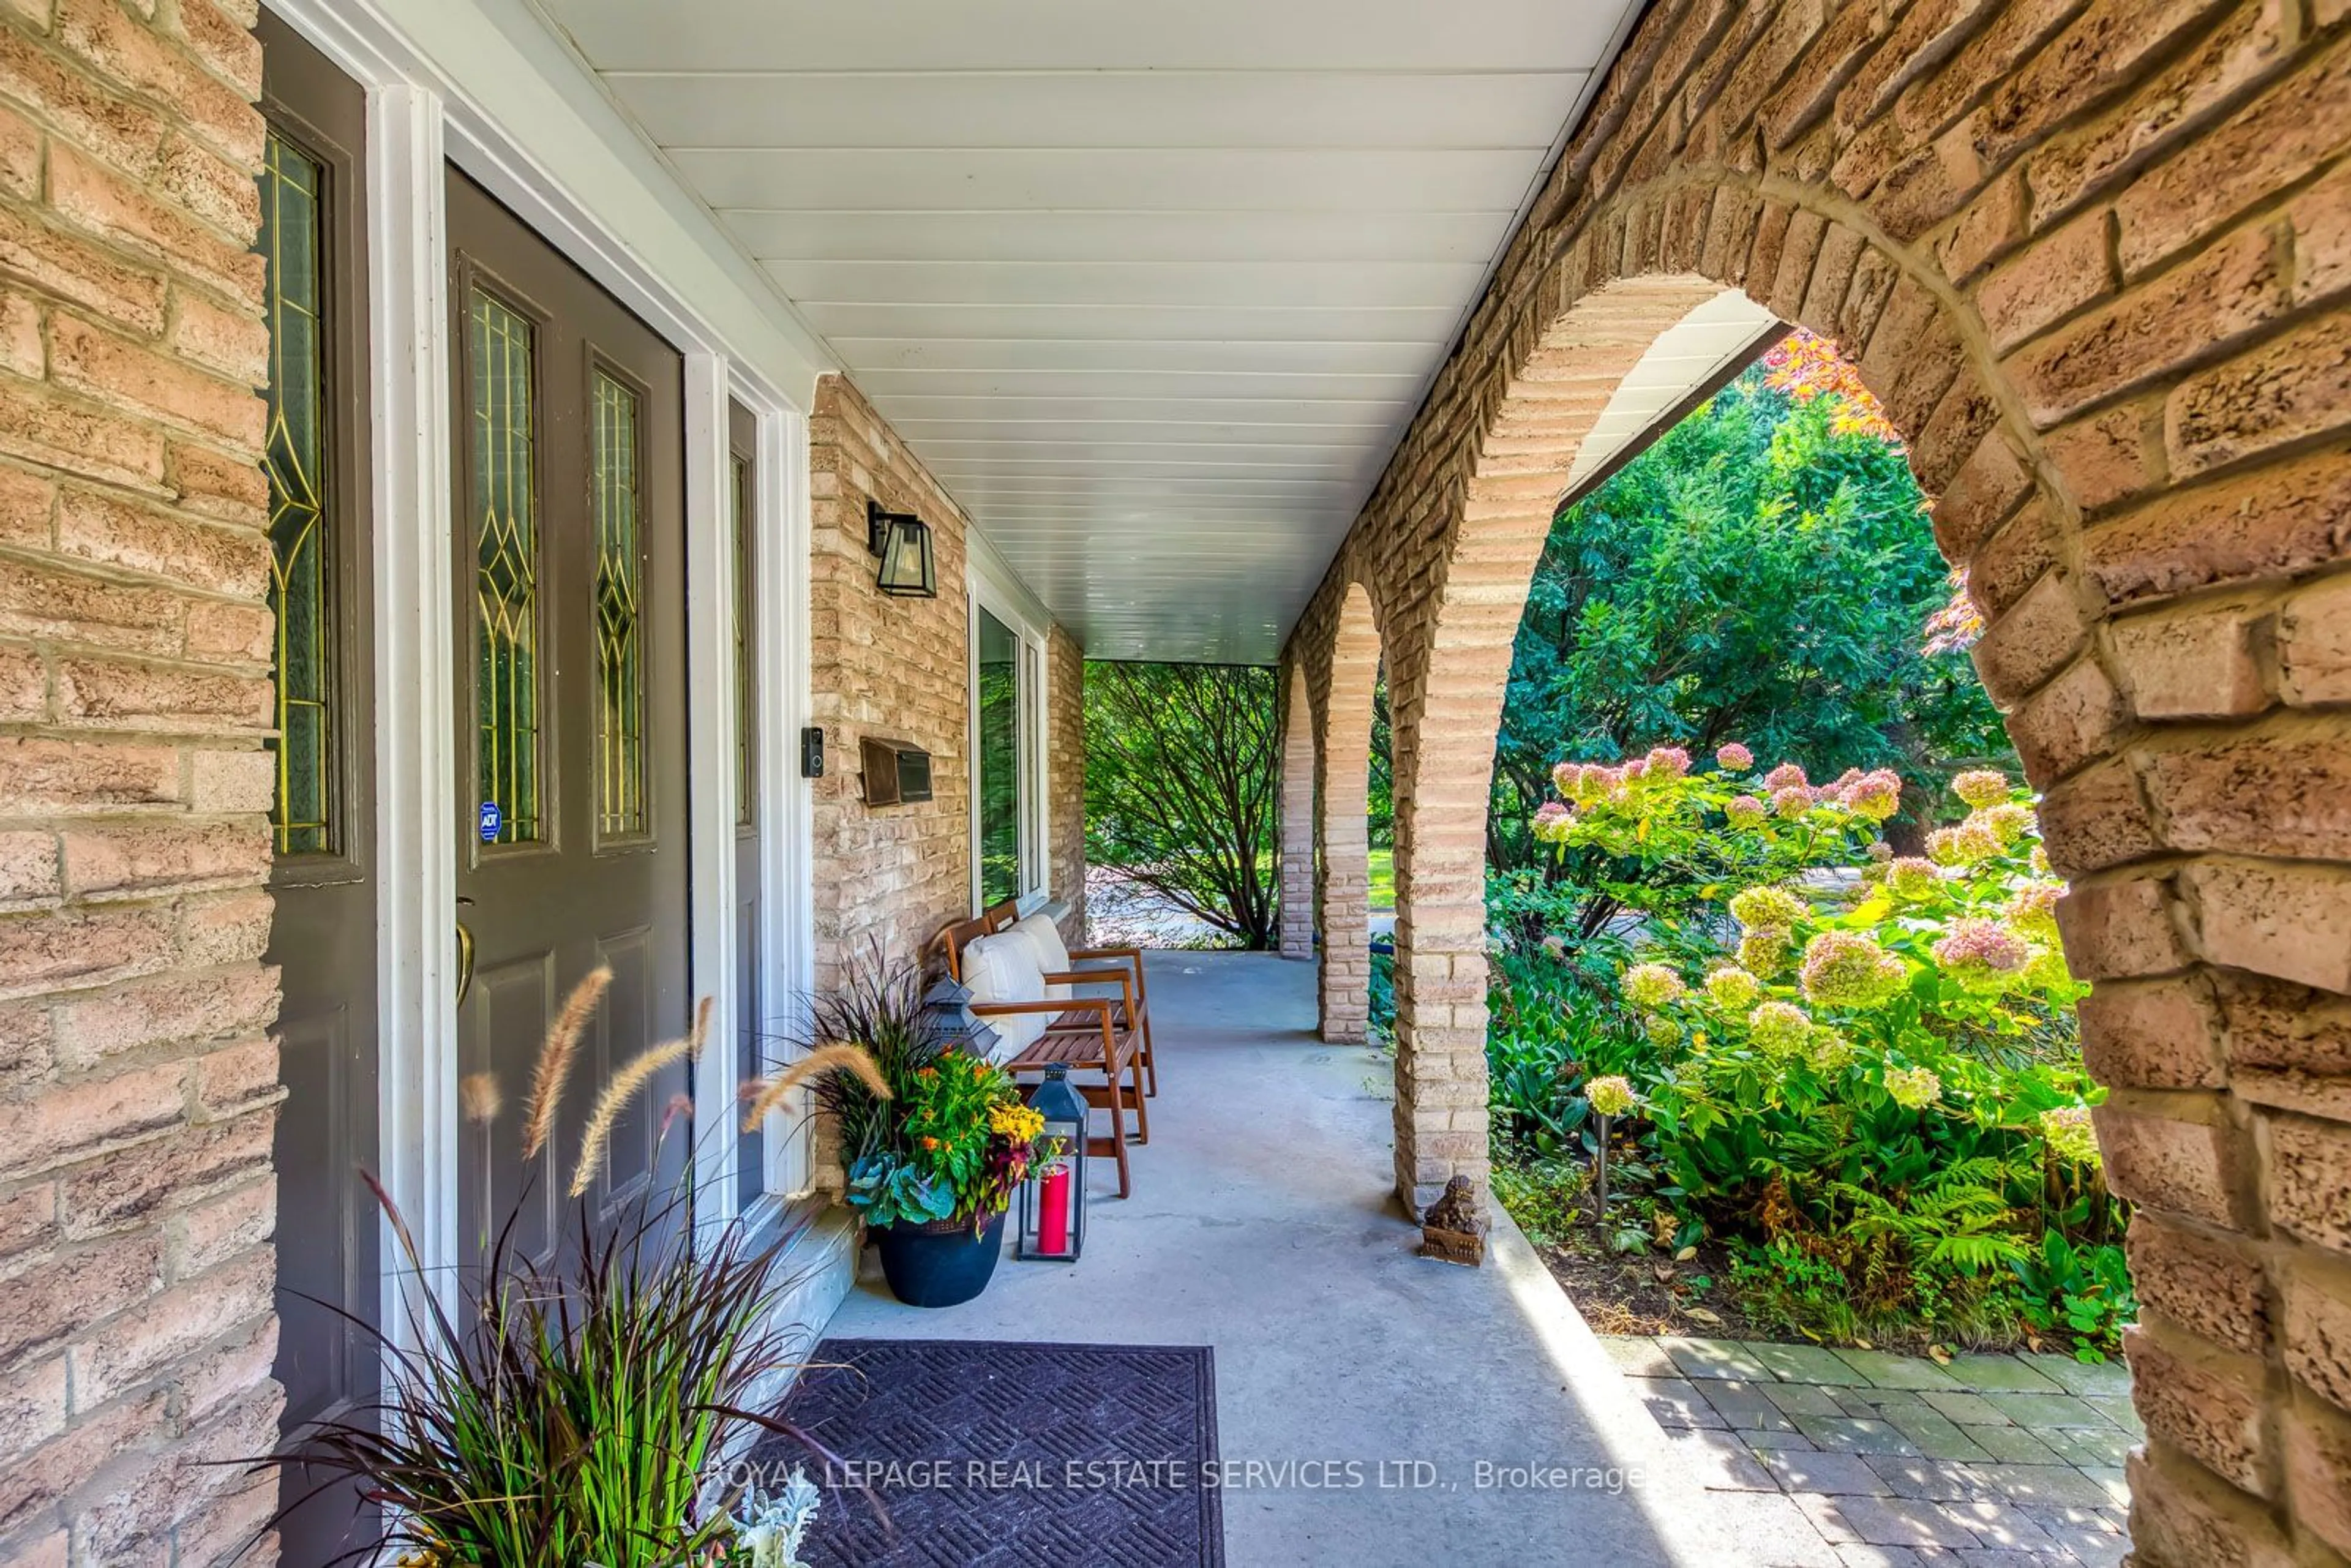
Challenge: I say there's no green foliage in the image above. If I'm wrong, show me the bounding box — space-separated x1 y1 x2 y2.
1085 661 1280 947
809 960 1053 1231
2011 1231 2138 1364
1483 355 2009 873
1487 754 2129 1354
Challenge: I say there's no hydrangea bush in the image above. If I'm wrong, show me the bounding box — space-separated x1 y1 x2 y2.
1521 748 2131 1354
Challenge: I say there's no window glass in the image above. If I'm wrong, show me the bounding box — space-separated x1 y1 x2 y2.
470 287 541 844
977 608 1022 907
590 369 646 838
261 130 333 856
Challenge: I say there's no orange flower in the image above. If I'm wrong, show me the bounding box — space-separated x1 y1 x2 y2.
921 1135 940 1150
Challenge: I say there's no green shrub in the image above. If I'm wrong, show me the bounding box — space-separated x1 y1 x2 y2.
1498 748 2129 1352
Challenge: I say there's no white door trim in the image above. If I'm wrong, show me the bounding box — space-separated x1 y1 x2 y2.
261 0 823 1334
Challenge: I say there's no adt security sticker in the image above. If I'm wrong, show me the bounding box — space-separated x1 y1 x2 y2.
478 801 503 842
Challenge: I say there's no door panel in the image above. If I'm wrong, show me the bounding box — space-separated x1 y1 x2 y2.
448 171 691 1259
258 14 379 1563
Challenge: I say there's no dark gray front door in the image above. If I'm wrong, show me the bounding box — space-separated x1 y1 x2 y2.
258 13 380 1561
447 172 692 1261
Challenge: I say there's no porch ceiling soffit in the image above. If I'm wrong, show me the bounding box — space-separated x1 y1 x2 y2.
531 0 1658 662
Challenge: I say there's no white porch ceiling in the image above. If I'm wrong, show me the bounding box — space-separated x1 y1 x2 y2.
534 0 1655 662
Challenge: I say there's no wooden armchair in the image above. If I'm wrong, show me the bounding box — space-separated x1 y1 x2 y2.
980 901 1157 1097
938 912 1146 1198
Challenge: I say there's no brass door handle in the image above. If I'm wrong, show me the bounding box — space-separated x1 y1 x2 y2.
455 917 476 1010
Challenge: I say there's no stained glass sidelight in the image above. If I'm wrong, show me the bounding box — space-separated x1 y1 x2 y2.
733 454 754 829
471 288 541 844
591 370 647 838
261 131 334 856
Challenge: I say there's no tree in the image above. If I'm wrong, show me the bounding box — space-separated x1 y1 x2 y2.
1084 662 1280 948
1487 332 2011 874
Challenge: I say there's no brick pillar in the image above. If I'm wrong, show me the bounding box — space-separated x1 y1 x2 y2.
1277 662 1313 961
0 0 283 1561
1313 585 1376 1041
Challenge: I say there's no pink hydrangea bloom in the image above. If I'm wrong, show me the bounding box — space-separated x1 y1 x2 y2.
1841 768 1902 822
1715 741 1754 771
1620 756 1648 781
1952 768 2012 808
1551 760 1583 794
1932 919 2030 986
1763 762 1809 792
1725 795 1768 827
1531 800 1575 843
1644 745 1692 780
1771 786 1813 819
1799 931 1908 1008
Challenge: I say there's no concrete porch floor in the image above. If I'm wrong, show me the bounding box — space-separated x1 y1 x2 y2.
827 951 1739 1566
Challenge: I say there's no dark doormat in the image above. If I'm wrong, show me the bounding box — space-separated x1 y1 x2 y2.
754 1337 1225 1567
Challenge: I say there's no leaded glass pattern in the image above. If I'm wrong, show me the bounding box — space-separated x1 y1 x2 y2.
470 288 541 845
732 454 754 830
591 370 647 838
260 132 333 857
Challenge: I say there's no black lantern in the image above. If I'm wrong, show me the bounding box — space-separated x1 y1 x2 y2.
1017 1064 1087 1261
920 975 998 1058
867 499 937 598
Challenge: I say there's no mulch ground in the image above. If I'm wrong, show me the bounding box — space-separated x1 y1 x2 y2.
1525 1224 1772 1340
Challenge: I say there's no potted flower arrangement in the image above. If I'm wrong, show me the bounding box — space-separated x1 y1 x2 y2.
806 959 1059 1307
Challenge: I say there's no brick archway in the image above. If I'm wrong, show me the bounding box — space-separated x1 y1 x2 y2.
1279 3 2351 1556
1308 583 1381 1042
1278 662 1316 962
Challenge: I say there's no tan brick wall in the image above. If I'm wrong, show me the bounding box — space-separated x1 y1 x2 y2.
1278 2 2351 1555
1045 622 1085 945
0 0 282 1561
808 375 1083 981
808 374 977 989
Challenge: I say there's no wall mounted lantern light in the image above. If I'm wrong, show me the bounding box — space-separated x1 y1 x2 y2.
867 499 937 599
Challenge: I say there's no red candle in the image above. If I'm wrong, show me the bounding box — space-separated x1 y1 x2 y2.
1038 1163 1071 1255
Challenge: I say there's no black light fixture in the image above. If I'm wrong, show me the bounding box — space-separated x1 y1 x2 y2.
867 498 937 598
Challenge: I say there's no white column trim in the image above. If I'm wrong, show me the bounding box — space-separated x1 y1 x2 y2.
683 351 738 1217
364 79 459 1328
753 398 817 1198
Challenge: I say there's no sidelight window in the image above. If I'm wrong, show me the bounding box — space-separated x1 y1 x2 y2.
260 130 334 857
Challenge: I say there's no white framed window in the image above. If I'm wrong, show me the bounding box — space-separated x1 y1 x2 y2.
969 574 1049 913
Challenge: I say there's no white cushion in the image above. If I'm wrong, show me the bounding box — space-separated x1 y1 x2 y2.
961 931 1049 1061
1010 913 1074 1001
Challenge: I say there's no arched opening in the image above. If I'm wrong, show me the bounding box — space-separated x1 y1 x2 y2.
1315 583 1382 1043
1278 662 1316 961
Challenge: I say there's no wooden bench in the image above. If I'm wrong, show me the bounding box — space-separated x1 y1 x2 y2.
977 899 1157 1098
938 911 1148 1198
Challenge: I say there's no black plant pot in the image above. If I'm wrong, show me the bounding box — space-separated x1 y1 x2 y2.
871 1210 1007 1308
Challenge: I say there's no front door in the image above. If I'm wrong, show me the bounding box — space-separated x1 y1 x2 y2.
258 16 380 1563
447 172 691 1260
